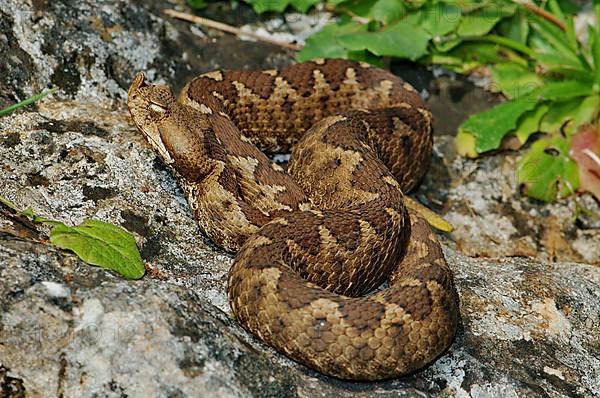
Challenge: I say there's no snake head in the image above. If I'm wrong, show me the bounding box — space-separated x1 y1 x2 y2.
128 72 177 165
127 72 218 182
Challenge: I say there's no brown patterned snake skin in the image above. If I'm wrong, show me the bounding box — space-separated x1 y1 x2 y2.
127 59 459 380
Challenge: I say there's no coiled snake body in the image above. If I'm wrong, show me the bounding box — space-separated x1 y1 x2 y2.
127 59 459 380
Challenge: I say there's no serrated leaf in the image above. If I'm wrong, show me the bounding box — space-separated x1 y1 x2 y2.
458 98 538 153
491 62 543 100
517 135 579 202
50 220 145 279
337 21 430 60
539 80 596 101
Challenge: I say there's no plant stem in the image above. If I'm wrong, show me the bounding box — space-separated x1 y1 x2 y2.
163 9 302 51
0 88 57 117
512 0 566 31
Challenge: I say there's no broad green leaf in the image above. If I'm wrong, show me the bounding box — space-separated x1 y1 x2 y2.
512 103 550 144
337 21 430 60
491 62 543 100
346 50 384 67
539 80 596 101
335 0 378 18
418 2 462 37
517 135 579 202
456 3 515 37
50 220 145 279
368 0 407 25
297 21 367 61
458 98 537 153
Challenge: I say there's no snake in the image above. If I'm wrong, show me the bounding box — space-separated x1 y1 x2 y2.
127 59 459 380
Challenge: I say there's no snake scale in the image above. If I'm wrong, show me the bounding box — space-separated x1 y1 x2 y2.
127 59 459 380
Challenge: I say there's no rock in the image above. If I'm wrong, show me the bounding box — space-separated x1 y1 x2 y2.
0 0 598 397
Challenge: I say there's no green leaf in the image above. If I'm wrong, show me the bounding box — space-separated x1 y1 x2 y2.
491 62 543 100
337 21 430 60
186 0 206 9
590 25 600 84
497 13 529 44
530 16 579 62
367 0 407 25
539 95 600 135
248 0 290 13
512 103 550 144
456 3 515 37
289 0 321 13
458 98 538 153
535 52 591 79
517 135 579 202
539 80 596 101
50 220 145 279
0 88 57 117
296 21 367 61
418 2 462 37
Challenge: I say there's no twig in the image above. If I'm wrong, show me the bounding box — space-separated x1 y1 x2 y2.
513 0 566 31
163 9 302 51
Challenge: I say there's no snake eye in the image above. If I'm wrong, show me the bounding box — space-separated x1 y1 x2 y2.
149 102 167 114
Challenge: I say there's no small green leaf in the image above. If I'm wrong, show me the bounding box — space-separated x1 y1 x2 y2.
456 3 515 37
367 0 407 25
512 103 550 144
50 220 145 279
491 62 543 100
289 0 321 13
458 98 538 153
539 96 600 135
517 135 579 202
186 0 206 9
248 0 290 13
539 80 595 101
337 21 430 60
497 13 529 44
